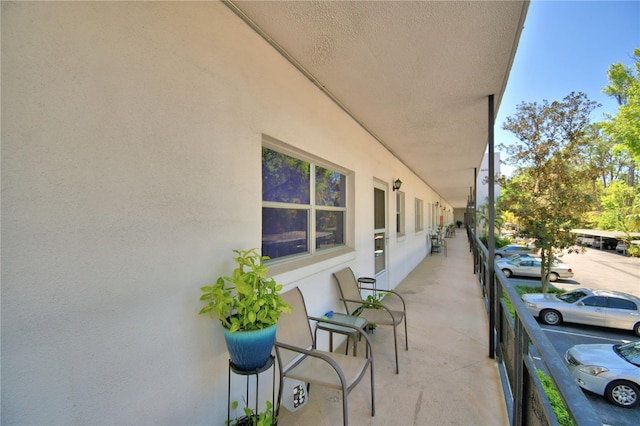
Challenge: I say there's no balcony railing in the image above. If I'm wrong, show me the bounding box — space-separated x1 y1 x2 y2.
468 228 601 426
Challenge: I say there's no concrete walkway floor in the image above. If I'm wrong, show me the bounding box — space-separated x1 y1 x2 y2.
277 233 509 425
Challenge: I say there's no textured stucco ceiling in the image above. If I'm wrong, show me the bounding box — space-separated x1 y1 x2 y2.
226 1 528 207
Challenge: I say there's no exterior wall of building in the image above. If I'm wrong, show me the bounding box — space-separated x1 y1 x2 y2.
1 2 450 424
477 151 502 209
474 151 502 236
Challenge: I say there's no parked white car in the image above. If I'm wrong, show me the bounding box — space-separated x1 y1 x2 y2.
577 236 594 247
497 257 573 282
522 288 640 336
565 341 640 408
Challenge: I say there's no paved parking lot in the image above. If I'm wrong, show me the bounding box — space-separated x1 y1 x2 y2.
508 247 640 423
552 247 639 297
540 323 640 425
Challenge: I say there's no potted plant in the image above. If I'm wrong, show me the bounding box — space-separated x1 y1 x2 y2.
199 248 291 371
228 400 274 426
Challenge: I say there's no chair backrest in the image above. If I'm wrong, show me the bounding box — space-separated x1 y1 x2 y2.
275 287 314 369
333 267 363 315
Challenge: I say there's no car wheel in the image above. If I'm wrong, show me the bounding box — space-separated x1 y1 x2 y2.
540 309 562 325
605 380 640 408
502 269 512 278
495 254 502 259
634 322 640 337
548 272 559 282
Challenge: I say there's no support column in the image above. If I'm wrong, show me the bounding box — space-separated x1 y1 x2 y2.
488 94 496 359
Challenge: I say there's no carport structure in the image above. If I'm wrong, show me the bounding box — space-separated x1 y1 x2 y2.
571 229 640 249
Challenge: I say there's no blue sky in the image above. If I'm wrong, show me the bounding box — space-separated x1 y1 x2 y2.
495 0 640 173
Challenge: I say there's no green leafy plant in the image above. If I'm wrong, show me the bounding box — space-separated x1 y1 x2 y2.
228 400 274 426
503 285 563 320
199 248 291 333
536 370 573 426
501 287 573 425
361 294 385 309
355 293 385 330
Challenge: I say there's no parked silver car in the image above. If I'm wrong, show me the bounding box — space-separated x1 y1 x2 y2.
494 244 537 258
498 257 573 281
617 241 628 253
565 341 640 408
496 253 563 264
522 288 640 336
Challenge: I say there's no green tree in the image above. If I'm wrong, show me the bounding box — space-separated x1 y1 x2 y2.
597 180 640 233
476 198 504 239
501 210 519 232
578 123 631 190
499 92 597 292
601 48 640 181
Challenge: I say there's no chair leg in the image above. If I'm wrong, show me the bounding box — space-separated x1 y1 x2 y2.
276 373 285 420
342 383 349 426
370 359 376 416
404 317 409 350
393 326 399 374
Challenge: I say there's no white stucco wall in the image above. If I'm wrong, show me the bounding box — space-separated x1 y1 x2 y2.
477 151 501 208
1 2 448 424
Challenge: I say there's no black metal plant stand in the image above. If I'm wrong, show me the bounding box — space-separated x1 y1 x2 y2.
227 355 276 425
357 276 378 333
357 276 377 298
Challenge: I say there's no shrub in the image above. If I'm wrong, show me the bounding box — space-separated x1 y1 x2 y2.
627 244 640 257
503 285 563 319
537 370 574 426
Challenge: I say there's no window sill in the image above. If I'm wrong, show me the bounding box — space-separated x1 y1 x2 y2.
268 246 355 282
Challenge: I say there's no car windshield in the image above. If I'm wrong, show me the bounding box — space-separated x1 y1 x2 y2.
558 290 588 304
510 254 530 261
614 341 640 366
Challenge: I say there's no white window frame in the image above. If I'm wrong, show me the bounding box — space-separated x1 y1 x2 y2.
415 198 424 232
396 191 405 236
262 138 350 262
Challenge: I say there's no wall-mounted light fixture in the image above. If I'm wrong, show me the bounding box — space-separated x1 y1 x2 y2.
392 178 402 191
435 201 439 207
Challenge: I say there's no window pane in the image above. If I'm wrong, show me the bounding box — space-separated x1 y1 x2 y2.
262 148 310 204
316 210 344 250
262 208 308 259
608 298 636 310
582 296 607 307
374 232 385 274
396 192 405 235
415 199 424 231
315 166 346 207
396 193 400 233
374 188 385 229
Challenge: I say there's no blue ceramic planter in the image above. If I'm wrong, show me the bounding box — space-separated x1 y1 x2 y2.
223 324 277 371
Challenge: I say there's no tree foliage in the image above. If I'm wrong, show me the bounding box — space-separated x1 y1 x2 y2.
601 48 640 162
577 123 632 190
476 198 504 239
596 179 640 252
499 92 598 292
